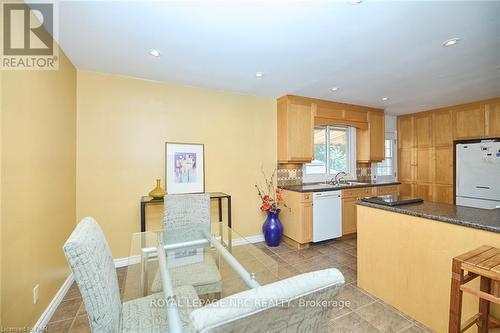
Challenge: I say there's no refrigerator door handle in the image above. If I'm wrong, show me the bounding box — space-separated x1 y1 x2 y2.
475 186 491 189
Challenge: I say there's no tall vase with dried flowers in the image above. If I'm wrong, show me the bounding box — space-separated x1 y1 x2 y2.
255 169 286 247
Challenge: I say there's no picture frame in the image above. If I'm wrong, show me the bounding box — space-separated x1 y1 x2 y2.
165 142 205 194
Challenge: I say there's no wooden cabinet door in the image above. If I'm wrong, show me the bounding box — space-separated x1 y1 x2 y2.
416 183 433 201
486 100 500 137
301 202 313 243
453 105 485 140
398 116 415 149
433 184 454 204
399 148 415 182
434 146 453 185
415 114 432 148
287 102 314 161
369 111 385 161
342 197 357 235
433 110 453 146
399 182 415 197
416 148 433 183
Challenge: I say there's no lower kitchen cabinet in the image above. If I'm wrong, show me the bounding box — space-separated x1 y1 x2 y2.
342 197 358 235
280 190 313 246
342 185 399 236
399 182 415 197
433 184 454 204
281 185 401 244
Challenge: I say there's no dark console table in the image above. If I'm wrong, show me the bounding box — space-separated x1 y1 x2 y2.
140 192 232 232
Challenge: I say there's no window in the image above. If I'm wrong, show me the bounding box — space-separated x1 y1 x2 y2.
304 126 356 182
374 132 397 181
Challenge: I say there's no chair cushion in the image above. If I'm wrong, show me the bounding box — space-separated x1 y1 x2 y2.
122 285 200 333
151 252 222 295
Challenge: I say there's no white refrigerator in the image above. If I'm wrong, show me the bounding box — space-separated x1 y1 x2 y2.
456 141 500 209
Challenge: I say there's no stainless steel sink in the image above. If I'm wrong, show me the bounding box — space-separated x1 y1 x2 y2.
322 181 369 187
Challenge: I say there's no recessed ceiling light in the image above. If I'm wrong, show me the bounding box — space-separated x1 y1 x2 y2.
331 87 339 92
149 49 160 57
443 38 460 47
255 72 264 78
382 97 389 101
349 0 362 4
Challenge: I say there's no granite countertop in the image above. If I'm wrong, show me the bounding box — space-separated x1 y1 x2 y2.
281 181 401 193
357 200 500 234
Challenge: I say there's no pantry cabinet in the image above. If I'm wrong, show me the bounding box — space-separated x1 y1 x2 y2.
398 97 500 205
452 104 485 140
486 100 500 137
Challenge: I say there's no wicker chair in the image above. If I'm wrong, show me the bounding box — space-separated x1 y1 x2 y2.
151 193 223 296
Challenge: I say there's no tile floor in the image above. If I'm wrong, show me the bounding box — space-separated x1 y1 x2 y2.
46 237 434 332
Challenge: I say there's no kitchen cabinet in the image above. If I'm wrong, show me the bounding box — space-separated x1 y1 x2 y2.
432 110 453 146
398 148 416 182
398 98 500 204
433 184 454 204
356 111 385 162
277 95 385 164
342 197 357 235
373 185 400 195
399 182 416 197
415 113 432 148
434 146 453 185
453 104 485 140
398 116 415 149
486 100 500 137
416 183 433 201
416 148 433 183
277 96 315 163
279 190 313 246
342 185 399 236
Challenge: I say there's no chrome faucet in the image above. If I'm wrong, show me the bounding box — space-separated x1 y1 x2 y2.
335 172 348 184
329 172 349 185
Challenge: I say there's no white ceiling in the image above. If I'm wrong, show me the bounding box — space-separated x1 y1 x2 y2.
56 1 500 115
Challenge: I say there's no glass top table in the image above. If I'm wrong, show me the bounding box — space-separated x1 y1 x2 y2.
122 223 281 332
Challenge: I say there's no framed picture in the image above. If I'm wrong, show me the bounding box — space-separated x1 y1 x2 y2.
165 142 205 194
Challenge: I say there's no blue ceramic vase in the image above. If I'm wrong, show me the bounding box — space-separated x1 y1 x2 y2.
262 209 283 247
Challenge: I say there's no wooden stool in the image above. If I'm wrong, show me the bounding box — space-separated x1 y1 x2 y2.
449 245 500 333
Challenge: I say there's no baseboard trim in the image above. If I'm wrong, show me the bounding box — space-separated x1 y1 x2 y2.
31 273 74 333
231 234 264 246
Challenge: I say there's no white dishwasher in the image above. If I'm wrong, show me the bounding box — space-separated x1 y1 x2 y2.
312 191 342 242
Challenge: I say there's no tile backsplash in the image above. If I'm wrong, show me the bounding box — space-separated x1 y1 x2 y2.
356 162 372 182
278 162 372 186
277 164 303 186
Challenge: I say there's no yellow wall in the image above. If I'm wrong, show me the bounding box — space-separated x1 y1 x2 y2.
0 52 77 325
357 205 500 333
76 71 276 258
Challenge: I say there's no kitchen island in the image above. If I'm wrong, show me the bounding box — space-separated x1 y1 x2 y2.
356 200 500 333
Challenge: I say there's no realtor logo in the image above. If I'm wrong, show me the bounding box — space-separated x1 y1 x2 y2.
1 1 59 70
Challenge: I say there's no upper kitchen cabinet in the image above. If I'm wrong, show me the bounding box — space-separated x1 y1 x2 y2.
356 111 385 162
398 115 415 149
277 96 315 163
415 113 432 148
432 109 453 146
277 95 385 164
485 99 500 137
452 103 485 140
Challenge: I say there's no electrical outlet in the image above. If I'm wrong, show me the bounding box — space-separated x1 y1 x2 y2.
33 284 40 304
